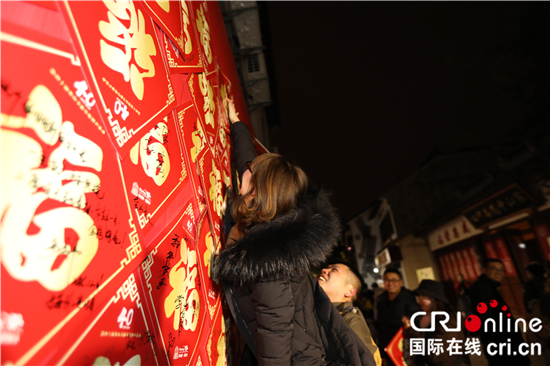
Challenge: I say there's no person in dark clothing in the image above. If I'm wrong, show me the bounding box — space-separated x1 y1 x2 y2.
468 259 530 366
526 275 550 364
375 268 421 366
523 262 545 314
218 99 376 366
403 280 470 366
356 283 375 321
318 262 382 366
455 273 470 300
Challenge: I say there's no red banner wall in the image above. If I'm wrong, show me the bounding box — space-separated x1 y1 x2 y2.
1 1 252 364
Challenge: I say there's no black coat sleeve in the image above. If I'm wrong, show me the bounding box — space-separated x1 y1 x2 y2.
251 276 294 366
230 121 257 182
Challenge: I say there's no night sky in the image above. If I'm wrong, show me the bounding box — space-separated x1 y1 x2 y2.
265 3 530 222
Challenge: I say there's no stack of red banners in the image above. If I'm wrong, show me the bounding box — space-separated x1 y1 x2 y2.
0 1 253 365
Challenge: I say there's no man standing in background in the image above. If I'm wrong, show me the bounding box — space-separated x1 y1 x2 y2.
375 268 421 366
469 259 530 366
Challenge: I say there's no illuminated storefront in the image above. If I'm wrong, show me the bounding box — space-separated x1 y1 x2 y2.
429 184 550 317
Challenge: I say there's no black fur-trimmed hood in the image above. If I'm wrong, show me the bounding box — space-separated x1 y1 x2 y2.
218 187 341 287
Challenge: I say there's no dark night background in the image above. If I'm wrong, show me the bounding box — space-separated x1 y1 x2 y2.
261 2 550 222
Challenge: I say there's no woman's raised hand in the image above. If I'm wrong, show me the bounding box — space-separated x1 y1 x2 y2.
225 98 240 124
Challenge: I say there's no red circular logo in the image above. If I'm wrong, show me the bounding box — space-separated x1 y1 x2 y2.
490 299 498 308
465 315 481 332
477 302 487 314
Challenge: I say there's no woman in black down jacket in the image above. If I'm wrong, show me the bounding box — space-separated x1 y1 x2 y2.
218 99 376 366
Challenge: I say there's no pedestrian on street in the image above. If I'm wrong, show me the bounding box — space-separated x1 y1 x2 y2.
402 280 470 366
218 99 376 366
375 268 421 366
468 258 530 366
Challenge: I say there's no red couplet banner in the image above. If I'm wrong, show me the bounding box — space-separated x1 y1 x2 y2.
385 327 407 366
1 1 252 365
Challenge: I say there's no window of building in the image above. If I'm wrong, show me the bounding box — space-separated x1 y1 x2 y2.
246 53 260 73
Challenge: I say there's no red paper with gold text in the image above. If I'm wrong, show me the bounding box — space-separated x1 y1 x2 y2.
211 66 231 166
120 110 190 238
385 327 407 366
176 100 208 218
60 1 176 158
191 1 216 74
139 204 207 366
41 270 164 366
148 2 204 74
1 26 148 364
195 211 222 324
187 71 220 154
200 303 227 366
196 146 226 244
2 2 252 365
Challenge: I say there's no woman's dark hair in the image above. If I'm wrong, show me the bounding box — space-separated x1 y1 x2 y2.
232 153 308 233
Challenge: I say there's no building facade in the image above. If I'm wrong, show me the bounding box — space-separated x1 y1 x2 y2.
347 141 550 318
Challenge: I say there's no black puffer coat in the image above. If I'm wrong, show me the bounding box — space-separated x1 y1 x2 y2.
218 186 375 366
